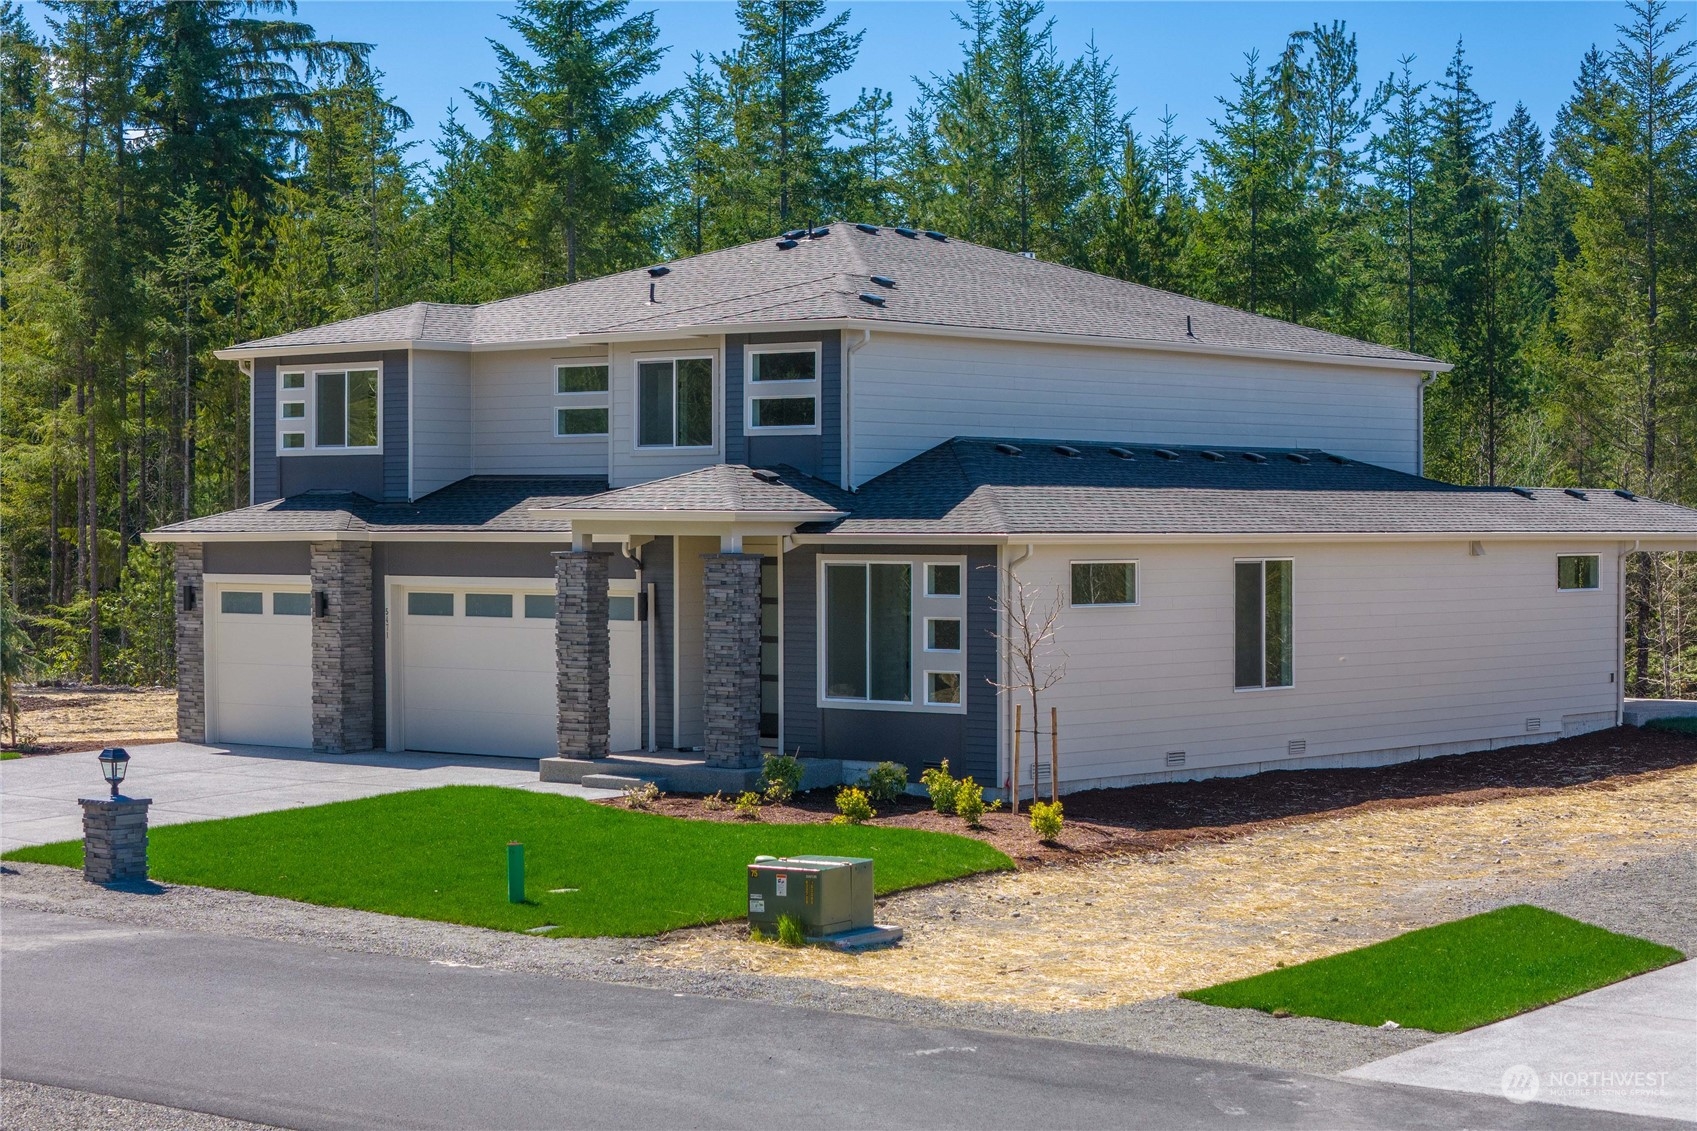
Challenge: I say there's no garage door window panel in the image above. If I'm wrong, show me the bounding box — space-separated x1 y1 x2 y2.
407 592 454 616
272 592 310 616
465 593 514 618
221 591 264 614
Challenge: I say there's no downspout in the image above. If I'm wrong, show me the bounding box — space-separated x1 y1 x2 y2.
844 329 872 489
1418 371 1439 476
1002 542 1034 800
1617 539 1638 725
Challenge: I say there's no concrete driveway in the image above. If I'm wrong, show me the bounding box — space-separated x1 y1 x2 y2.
1346 960 1695 1122
0 742 618 851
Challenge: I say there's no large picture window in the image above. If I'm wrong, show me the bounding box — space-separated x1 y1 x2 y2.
278 366 380 453
822 557 966 710
746 344 820 434
1235 559 1293 689
638 356 714 448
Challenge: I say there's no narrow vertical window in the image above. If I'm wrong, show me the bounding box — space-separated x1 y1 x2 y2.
637 361 673 447
316 371 347 447
1235 560 1293 689
825 564 868 699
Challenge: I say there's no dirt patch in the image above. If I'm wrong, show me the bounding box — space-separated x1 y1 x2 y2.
645 760 1697 1012
623 726 1697 865
7 685 177 754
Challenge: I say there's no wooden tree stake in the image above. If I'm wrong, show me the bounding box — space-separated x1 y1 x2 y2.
1050 705 1059 804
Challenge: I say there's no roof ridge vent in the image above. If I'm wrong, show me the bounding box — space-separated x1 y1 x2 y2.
809 226 830 238
750 468 782 484
894 227 919 238
1564 488 1588 500
1108 447 1135 460
1243 452 1267 463
1285 453 1311 465
1615 489 1639 501
924 230 947 241
1510 487 1536 499
783 229 807 240
1052 445 1081 458
647 265 670 277
1154 449 1179 461
776 238 798 250
1201 450 1225 462
993 443 1023 457
855 223 879 234
870 275 896 288
858 292 887 307
1326 454 1349 465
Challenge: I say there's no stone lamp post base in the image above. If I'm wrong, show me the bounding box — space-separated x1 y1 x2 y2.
78 796 152 884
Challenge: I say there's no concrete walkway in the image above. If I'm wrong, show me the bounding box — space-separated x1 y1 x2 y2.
1345 960 1696 1122
0 742 619 851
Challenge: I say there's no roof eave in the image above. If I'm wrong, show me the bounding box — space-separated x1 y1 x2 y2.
214 339 471 361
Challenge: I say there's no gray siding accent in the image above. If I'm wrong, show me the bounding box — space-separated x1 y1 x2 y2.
647 536 675 750
783 542 996 779
725 330 840 483
250 350 408 503
203 542 310 575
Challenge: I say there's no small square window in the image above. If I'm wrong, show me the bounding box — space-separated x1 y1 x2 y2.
1072 561 1137 606
280 401 305 419
220 591 263 614
926 618 962 651
281 372 305 390
407 592 453 616
926 671 962 705
523 594 555 619
926 563 962 597
1557 554 1600 590
281 432 305 450
557 364 609 394
557 407 609 436
272 592 310 616
465 593 513 618
609 595 637 621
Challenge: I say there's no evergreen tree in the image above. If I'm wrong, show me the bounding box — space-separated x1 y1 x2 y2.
659 52 730 255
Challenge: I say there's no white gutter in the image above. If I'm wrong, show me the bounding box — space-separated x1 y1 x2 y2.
1418 371 1441 476
789 530 1697 547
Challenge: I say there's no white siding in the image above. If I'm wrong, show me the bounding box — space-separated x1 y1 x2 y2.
411 349 472 497
849 333 1423 486
1016 540 1620 790
470 346 610 477
609 337 725 488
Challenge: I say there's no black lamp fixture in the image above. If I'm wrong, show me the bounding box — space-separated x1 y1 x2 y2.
181 584 197 611
98 747 130 798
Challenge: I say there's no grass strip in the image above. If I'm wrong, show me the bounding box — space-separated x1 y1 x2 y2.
4 784 1011 937
1181 904 1683 1032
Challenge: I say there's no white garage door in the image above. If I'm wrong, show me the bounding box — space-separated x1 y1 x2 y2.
208 581 313 748
395 584 558 757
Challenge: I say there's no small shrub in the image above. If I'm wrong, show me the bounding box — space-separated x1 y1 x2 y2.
955 776 987 825
776 914 807 947
760 752 804 803
862 761 908 804
702 790 728 812
833 786 875 825
733 791 763 819
621 781 662 810
748 923 768 942
920 760 960 815
1029 800 1064 842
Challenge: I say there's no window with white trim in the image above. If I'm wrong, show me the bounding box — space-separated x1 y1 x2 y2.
745 343 820 434
1072 561 1137 606
1557 554 1600 590
277 366 381 453
821 556 967 710
554 362 609 437
1235 559 1293 690
637 356 714 448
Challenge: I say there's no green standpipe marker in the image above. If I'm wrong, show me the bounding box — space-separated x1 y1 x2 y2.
507 842 524 903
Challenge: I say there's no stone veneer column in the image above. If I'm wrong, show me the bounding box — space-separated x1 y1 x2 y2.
310 542 374 754
80 796 151 884
174 543 206 743
556 550 611 759
702 553 763 769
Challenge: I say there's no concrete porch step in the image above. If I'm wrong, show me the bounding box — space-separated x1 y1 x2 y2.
580 773 668 791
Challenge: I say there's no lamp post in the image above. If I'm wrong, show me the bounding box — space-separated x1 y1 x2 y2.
98 747 130 798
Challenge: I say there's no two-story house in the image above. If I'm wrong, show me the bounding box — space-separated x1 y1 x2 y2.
146 224 1697 796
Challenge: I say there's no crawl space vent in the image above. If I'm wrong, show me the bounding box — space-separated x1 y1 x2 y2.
1164 751 1186 768
1287 739 1307 757
1525 717 1542 734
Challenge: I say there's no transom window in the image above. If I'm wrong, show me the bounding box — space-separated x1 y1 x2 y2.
555 362 610 438
1235 559 1293 690
278 367 380 453
638 356 715 448
1072 561 1137 606
822 556 966 710
1557 554 1600 591
746 343 820 434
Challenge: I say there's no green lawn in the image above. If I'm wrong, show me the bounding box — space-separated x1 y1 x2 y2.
0 751 21 760
3 785 1011 937
1181 905 1683 1032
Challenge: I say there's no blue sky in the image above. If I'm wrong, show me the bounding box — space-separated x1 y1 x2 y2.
24 2 1632 165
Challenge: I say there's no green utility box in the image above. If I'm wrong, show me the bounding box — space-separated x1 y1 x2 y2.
747 855 875 937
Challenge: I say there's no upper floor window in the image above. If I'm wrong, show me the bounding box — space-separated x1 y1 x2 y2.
555 362 609 438
746 343 820 434
637 356 714 449
1235 559 1293 690
1557 554 1600 591
1072 561 1137 606
278 366 380 454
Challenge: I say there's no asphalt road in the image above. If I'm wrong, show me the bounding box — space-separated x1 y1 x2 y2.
0 907 1679 1131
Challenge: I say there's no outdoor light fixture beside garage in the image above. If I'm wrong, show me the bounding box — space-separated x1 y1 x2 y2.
98 747 130 798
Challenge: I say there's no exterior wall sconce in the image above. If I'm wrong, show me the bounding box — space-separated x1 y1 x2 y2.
315 591 330 618
181 584 197 611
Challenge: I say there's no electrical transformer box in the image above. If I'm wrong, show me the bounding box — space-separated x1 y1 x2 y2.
746 855 874 937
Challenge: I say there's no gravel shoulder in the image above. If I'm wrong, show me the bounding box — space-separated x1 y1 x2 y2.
0 1079 278 1131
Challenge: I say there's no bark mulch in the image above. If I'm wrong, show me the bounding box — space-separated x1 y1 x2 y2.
616 726 1697 867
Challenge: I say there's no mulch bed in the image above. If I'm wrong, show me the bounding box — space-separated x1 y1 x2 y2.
611 726 1697 867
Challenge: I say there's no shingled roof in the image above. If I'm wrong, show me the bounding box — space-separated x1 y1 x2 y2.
555 464 851 517
222 225 1443 369
804 439 1697 538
